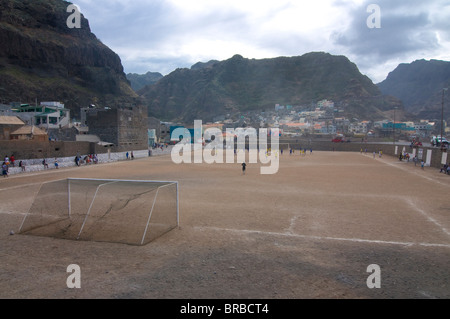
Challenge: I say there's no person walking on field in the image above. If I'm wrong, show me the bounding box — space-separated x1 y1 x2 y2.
242 162 247 175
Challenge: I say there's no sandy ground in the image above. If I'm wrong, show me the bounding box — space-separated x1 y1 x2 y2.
1 151 450 300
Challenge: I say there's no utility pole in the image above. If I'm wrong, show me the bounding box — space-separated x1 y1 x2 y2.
442 88 448 152
393 107 397 146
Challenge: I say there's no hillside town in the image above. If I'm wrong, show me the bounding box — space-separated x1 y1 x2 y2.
152 100 441 146
0 98 444 151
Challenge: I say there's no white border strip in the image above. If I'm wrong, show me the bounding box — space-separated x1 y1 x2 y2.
195 226 450 248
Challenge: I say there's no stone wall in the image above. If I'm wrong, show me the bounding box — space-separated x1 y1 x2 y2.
0 124 24 140
86 108 119 146
117 106 148 151
0 140 102 160
86 106 148 152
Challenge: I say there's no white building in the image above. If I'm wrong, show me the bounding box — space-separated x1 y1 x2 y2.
13 102 70 129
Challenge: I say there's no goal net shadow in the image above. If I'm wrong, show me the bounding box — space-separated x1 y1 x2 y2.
18 179 179 246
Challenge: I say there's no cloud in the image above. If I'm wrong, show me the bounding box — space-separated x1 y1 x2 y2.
73 0 450 82
331 0 450 82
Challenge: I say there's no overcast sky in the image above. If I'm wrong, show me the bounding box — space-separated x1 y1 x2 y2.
73 0 450 83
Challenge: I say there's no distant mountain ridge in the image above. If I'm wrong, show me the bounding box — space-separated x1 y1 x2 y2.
190 60 220 71
377 59 450 120
0 0 137 118
139 52 402 123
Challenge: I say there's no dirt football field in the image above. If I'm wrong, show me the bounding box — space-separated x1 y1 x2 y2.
1 150 450 299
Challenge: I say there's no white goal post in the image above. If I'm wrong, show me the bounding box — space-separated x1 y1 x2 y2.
19 178 179 245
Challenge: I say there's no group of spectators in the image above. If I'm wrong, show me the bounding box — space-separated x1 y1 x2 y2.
440 163 450 175
2 153 101 178
75 154 99 166
2 155 26 177
399 152 425 169
152 143 169 150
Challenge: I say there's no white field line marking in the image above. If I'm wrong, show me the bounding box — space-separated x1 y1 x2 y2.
368 154 450 188
194 226 450 249
0 182 43 192
0 211 67 219
287 216 299 234
406 198 450 238
0 165 84 180
0 211 27 216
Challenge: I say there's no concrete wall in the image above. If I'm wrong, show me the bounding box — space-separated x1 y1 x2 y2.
3 145 174 177
279 138 447 169
4 149 166 176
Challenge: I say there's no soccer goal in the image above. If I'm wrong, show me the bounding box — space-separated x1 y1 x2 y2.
18 178 179 246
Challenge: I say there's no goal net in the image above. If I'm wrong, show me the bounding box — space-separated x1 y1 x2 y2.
18 178 179 246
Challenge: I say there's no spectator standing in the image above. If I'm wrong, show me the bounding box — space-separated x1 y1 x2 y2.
19 160 25 171
2 162 8 177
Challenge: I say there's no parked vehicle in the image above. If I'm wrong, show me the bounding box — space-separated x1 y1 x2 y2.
332 137 345 143
431 136 449 147
332 134 347 143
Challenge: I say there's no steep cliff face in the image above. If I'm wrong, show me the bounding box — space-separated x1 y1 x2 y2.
0 0 137 118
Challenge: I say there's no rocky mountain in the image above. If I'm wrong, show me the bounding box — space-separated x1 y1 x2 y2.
0 0 138 119
377 59 450 120
127 71 163 91
190 60 219 71
139 52 402 124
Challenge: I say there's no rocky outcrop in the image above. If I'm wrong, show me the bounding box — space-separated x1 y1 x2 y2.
377 59 450 118
0 0 137 117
